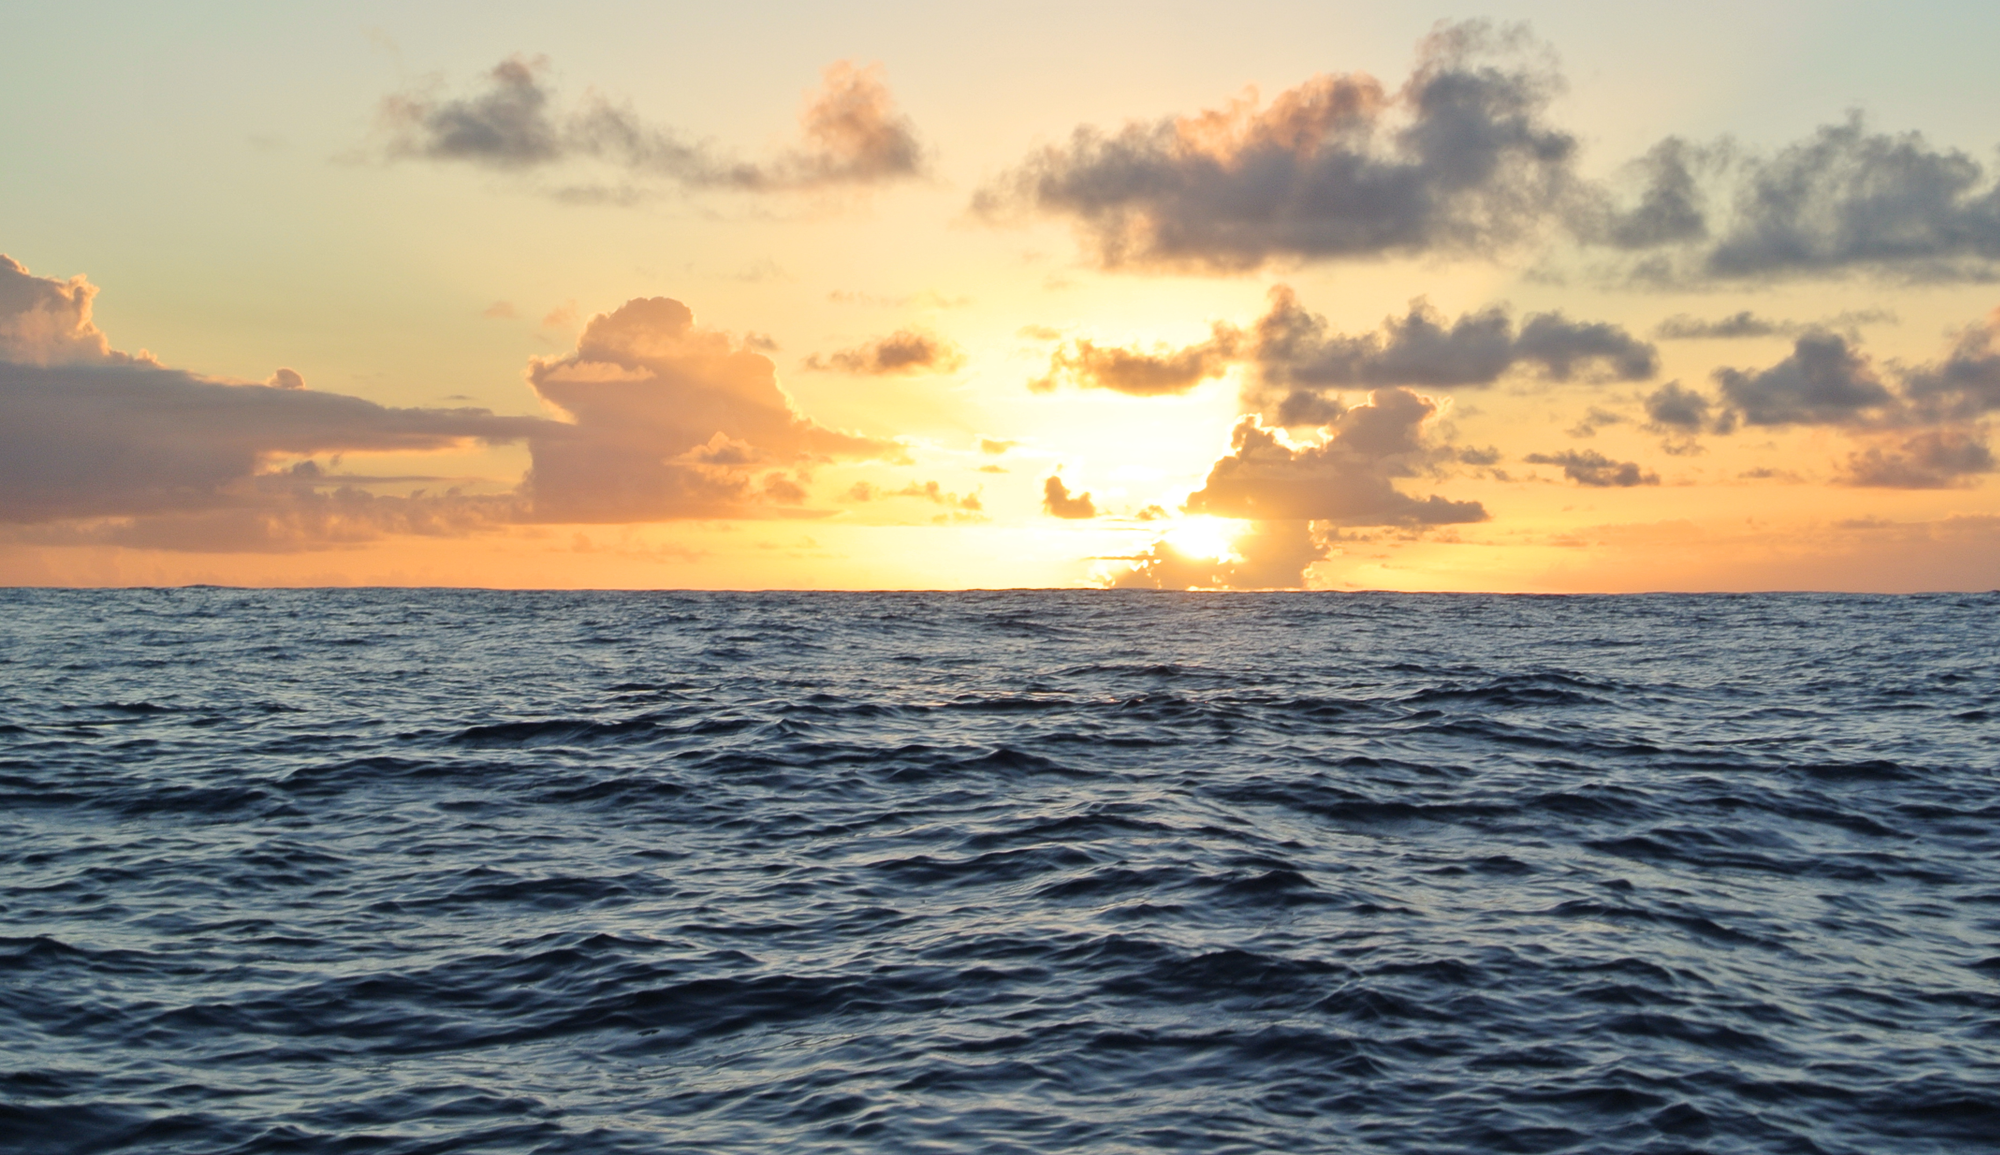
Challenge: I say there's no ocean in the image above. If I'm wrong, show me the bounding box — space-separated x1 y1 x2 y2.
2 588 1996 1153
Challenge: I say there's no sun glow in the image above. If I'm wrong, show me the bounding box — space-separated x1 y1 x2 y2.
1163 517 1245 562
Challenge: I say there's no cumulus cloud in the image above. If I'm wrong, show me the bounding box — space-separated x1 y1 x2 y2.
1185 388 1487 524
804 329 965 375
975 21 1578 270
523 297 901 521
1524 448 1660 487
1840 430 1996 488
1042 475 1097 519
379 57 924 194
1591 116 2000 281
1714 331 1896 426
0 256 545 528
0 255 148 366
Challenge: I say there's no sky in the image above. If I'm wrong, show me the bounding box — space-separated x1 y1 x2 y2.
5 0 2000 590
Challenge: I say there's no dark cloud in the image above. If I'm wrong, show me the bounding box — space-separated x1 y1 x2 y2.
1042 475 1097 518
379 58 924 194
804 329 965 375
1030 325 1240 395
1840 430 1996 488
975 21 1578 270
523 297 902 521
1034 285 1654 415
1902 311 2000 419
1642 381 1733 434
1524 449 1659 487
1591 116 2000 281
1707 117 2000 278
1247 285 1655 424
1112 520 1327 590
1586 137 1713 250
1653 308 1896 340
1185 389 1487 524
0 361 544 525
1713 332 1895 426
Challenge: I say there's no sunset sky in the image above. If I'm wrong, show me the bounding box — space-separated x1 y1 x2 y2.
6 1 2000 590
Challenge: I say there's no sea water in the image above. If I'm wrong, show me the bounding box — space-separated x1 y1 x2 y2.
2 589 1996 1153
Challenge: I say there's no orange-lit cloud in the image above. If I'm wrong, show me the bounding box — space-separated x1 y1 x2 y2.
805 328 965 375
1186 389 1486 524
1042 475 1096 519
523 297 902 521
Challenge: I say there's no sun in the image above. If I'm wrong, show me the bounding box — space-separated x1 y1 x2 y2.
1163 517 1244 562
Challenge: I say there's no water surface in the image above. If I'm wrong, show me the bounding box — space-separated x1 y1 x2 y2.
2 589 1997 1153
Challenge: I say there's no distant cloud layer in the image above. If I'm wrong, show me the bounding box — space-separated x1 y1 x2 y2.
0 256 543 534
976 21 1578 270
379 58 925 195
0 258 906 546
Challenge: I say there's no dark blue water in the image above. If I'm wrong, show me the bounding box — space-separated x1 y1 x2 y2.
2 589 1997 1154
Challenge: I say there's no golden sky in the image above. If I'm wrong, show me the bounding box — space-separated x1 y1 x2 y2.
4 2 1999 590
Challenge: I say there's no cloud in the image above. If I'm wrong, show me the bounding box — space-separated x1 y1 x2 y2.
1714 331 1895 426
1185 388 1487 524
1642 380 1733 435
0 257 544 527
1042 475 1097 518
1903 310 2000 419
0 254 147 366
1566 406 1625 438
1524 448 1660 487
1031 285 1654 414
805 329 966 375
1584 137 1714 250
975 20 1578 270
378 57 924 194
1030 325 1240 395
1247 285 1655 423
1653 308 1896 340
1112 519 1328 590
1840 429 1996 488
1592 116 2000 281
523 297 902 521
